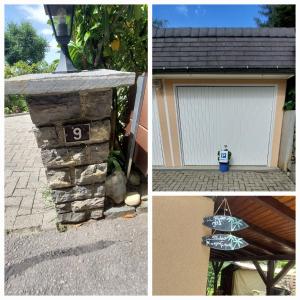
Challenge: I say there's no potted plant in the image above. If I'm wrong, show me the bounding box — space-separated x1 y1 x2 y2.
217 145 232 172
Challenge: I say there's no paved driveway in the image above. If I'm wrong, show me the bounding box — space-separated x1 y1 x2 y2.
5 114 56 233
5 214 147 295
153 169 295 191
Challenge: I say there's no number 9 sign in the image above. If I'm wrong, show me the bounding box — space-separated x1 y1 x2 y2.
64 124 90 143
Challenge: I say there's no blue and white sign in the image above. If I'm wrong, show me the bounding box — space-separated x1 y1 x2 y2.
219 150 229 163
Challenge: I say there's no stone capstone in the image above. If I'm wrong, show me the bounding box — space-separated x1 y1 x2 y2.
75 163 107 185
105 170 127 204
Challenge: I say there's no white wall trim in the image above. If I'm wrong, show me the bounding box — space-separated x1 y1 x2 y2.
154 73 293 80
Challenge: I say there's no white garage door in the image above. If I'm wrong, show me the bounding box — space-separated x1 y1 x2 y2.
176 86 276 166
153 87 164 166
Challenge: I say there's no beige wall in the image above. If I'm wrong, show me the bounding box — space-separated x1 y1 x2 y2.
153 196 214 295
154 78 287 168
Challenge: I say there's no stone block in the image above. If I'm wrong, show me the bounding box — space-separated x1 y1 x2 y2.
52 185 93 203
46 168 72 189
57 211 89 224
75 163 107 185
33 126 59 148
41 148 71 168
90 143 109 164
27 93 81 126
104 205 135 219
90 209 104 220
68 146 90 166
71 197 105 212
41 146 90 168
81 90 112 120
90 120 111 143
94 184 105 197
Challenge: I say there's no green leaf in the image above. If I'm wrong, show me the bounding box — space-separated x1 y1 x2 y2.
83 31 90 42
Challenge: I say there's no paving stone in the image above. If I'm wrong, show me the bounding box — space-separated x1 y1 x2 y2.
14 214 44 230
153 169 295 191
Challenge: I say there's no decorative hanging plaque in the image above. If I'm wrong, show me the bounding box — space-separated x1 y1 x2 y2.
203 215 248 232
202 234 248 250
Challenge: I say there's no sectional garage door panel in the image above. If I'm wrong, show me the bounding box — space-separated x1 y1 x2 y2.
176 86 276 166
153 87 165 166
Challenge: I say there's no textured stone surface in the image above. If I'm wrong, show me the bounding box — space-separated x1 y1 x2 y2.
90 119 111 142
90 143 110 164
136 201 148 214
46 169 72 189
52 185 93 203
75 163 107 185
94 184 106 197
105 171 127 204
125 192 141 206
72 197 105 212
104 206 135 219
41 148 71 168
56 197 104 213
128 171 141 186
89 209 104 219
82 90 112 120
27 93 81 126
33 126 59 148
57 211 89 224
5 69 135 95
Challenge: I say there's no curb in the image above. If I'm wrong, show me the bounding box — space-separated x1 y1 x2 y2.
5 112 30 118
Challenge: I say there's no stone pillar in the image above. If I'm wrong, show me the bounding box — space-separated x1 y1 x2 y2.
5 70 135 223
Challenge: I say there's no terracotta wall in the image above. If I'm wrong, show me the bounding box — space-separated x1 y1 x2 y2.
153 196 214 295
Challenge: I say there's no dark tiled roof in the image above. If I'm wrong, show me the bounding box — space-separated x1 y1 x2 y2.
153 27 295 73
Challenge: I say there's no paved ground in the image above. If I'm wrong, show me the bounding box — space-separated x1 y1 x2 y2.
153 169 295 191
5 114 56 233
5 214 147 295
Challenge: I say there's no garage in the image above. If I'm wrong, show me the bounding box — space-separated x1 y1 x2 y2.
152 27 295 169
176 86 276 166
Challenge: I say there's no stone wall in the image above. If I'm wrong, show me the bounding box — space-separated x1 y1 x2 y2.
29 89 112 223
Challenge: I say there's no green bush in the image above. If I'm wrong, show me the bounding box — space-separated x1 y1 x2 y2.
4 60 58 114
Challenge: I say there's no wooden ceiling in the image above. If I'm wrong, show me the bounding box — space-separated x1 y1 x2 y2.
209 196 295 261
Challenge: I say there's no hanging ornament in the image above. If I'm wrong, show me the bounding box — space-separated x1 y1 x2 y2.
202 234 249 250
202 198 248 251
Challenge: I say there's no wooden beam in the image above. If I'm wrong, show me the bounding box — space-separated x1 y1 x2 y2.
271 260 295 286
266 260 275 295
210 254 295 261
212 261 224 295
255 196 295 221
245 240 276 256
252 261 267 285
246 222 295 251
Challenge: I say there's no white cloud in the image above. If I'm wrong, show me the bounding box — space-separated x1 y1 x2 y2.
176 5 188 17
195 6 207 17
18 5 48 24
41 28 53 36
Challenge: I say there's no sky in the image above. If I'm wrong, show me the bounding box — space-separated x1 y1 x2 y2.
5 4 59 64
153 5 267 28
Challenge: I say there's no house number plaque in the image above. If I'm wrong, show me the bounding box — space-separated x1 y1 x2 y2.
64 124 90 143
